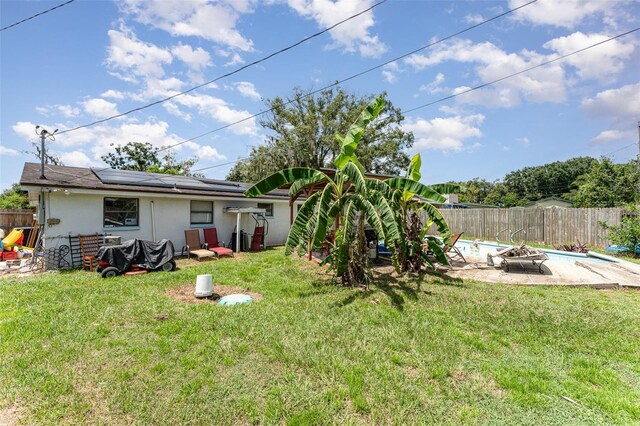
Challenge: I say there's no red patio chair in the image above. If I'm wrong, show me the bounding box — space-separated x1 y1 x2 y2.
203 227 234 258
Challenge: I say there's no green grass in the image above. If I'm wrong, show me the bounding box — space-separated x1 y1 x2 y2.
1 248 640 425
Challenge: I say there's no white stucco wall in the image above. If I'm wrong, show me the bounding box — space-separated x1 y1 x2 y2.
39 189 297 251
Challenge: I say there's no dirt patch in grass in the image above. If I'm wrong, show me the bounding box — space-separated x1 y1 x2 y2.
166 283 262 304
0 404 23 426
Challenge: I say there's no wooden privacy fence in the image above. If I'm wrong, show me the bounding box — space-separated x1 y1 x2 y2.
426 208 623 247
0 209 35 230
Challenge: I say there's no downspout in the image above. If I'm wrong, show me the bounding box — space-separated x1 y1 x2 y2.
235 212 241 253
151 201 156 241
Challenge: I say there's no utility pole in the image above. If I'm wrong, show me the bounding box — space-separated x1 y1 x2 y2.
35 125 58 179
31 125 57 271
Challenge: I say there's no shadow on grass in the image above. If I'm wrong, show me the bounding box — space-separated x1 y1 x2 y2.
331 268 466 311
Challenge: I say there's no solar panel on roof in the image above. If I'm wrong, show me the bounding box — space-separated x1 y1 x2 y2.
93 168 172 188
92 167 250 192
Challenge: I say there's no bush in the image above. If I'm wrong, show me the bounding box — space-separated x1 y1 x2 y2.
600 205 640 258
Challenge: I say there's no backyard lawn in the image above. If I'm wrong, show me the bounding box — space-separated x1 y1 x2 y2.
1 248 639 425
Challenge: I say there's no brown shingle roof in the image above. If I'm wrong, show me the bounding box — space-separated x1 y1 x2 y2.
19 163 291 200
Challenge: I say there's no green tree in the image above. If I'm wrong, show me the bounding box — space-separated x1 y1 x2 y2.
101 142 201 176
484 182 523 207
600 205 640 258
574 158 640 207
451 178 495 204
228 87 414 182
503 157 597 203
0 183 31 209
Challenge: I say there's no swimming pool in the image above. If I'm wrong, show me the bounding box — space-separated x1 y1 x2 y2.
455 240 616 264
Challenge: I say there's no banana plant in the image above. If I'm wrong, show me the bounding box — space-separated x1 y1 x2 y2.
244 97 399 285
379 153 462 272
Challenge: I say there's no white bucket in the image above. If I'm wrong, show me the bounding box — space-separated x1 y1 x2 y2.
194 274 213 297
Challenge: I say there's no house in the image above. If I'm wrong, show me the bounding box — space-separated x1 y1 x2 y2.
528 196 574 208
19 163 302 258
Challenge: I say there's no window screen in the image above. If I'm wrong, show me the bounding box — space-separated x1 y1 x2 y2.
257 203 274 217
191 200 214 225
104 198 139 227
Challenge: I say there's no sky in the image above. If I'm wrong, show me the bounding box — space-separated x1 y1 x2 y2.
1 0 639 191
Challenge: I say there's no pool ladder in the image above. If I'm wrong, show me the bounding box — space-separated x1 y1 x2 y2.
496 228 527 246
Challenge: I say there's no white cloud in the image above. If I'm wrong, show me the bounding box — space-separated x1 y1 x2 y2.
382 62 399 83
171 44 212 71
508 0 626 28
183 141 226 161
58 151 96 167
419 73 445 94
118 0 255 51
106 26 173 81
12 121 40 144
543 32 634 80
582 83 640 146
57 104 81 118
589 129 634 145
224 52 245 67
405 39 567 107
464 14 484 24
89 121 184 160
83 98 120 119
516 136 530 146
163 102 192 121
234 81 261 100
35 104 80 118
285 0 387 58
582 83 640 122
402 114 484 151
0 146 19 156
35 106 50 116
101 90 126 100
174 93 259 135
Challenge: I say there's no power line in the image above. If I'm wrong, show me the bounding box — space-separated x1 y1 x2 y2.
157 0 538 154
402 27 640 114
56 0 388 135
189 27 640 174
0 0 75 32
57 0 536 185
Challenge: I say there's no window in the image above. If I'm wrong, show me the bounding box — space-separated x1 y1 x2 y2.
191 200 214 225
257 203 274 218
104 198 138 228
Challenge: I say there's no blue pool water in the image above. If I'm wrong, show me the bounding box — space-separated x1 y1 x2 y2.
455 240 613 264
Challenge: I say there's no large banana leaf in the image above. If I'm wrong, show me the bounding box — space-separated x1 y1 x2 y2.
365 178 394 199
407 154 422 182
341 200 358 242
424 237 449 266
333 97 385 169
341 161 368 195
419 202 452 246
429 183 465 196
350 193 386 243
312 182 338 247
244 167 323 197
284 191 321 255
369 191 400 243
288 173 328 198
385 178 447 204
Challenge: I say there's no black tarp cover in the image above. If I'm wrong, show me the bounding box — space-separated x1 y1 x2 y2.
96 239 175 271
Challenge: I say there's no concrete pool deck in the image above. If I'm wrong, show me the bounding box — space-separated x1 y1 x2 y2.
443 252 640 289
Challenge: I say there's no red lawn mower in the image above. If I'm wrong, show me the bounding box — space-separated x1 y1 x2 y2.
96 238 176 278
